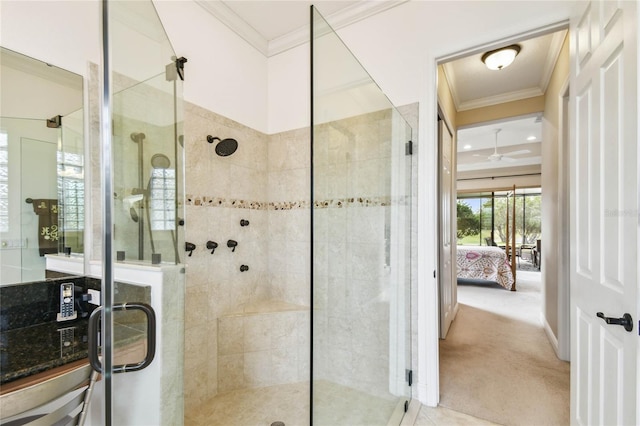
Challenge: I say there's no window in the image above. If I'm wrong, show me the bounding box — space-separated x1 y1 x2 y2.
57 151 84 231
457 188 541 246
149 168 175 231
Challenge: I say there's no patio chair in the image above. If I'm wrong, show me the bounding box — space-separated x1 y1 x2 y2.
484 237 498 247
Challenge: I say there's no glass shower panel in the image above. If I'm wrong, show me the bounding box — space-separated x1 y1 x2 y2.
102 1 185 425
311 6 412 425
112 71 184 264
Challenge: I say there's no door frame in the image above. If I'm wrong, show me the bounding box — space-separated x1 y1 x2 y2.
428 20 571 406
556 78 571 361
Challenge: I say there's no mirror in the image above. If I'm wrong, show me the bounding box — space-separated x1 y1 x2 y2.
0 46 84 286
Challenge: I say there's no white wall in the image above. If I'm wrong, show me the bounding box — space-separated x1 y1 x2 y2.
0 1 269 133
0 1 100 77
153 0 269 133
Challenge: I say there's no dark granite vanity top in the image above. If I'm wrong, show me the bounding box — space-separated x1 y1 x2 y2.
0 275 150 386
0 276 97 385
0 319 89 384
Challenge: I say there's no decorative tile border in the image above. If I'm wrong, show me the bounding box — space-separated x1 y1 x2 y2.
185 195 406 210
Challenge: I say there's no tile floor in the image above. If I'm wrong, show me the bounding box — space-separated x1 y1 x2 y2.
186 381 497 426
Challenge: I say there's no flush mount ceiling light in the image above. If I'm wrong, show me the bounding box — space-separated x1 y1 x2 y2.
481 44 521 70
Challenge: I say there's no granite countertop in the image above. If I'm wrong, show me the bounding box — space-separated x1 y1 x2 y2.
0 319 89 385
0 276 151 387
0 319 148 385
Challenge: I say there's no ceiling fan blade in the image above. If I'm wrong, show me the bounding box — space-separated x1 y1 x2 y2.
501 156 519 163
503 149 531 156
488 153 503 162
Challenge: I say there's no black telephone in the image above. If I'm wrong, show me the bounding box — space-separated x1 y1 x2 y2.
57 282 77 322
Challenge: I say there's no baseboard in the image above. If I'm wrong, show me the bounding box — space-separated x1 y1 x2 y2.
540 312 560 357
452 301 460 320
416 382 432 406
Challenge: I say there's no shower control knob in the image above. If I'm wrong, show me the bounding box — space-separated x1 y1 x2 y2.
206 241 218 254
240 219 250 227
185 242 196 257
227 240 238 252
240 265 249 272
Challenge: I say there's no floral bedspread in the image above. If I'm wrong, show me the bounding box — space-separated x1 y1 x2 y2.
456 246 515 290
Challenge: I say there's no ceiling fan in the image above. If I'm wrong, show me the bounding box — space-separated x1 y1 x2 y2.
474 129 530 162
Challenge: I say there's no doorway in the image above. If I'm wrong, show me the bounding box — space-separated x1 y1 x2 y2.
435 23 571 424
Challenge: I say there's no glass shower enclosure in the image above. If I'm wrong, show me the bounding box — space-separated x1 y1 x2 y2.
93 1 186 424
311 6 413 425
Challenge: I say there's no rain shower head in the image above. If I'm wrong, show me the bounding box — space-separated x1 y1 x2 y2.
207 135 238 157
130 132 146 142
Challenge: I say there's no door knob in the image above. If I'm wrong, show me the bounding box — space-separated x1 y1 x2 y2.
596 312 633 332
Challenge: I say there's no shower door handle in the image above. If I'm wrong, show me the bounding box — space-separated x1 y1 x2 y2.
88 302 157 373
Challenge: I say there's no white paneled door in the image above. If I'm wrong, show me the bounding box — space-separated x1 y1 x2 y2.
439 118 456 338
570 1 638 424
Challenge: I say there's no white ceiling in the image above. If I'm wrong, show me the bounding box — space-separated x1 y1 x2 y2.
442 30 567 111
448 29 568 175
197 0 406 57
456 115 543 173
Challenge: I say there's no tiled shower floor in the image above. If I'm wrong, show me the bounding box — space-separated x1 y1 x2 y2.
186 382 309 426
186 380 493 426
185 380 399 426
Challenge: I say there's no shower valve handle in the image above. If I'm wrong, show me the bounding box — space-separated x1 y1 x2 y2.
227 240 238 252
185 242 196 257
206 241 218 254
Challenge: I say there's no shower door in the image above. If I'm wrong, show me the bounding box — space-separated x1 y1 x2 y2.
311 6 413 425
92 1 186 425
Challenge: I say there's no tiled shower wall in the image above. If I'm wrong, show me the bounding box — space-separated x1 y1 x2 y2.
182 102 310 409
312 109 407 399
182 102 416 408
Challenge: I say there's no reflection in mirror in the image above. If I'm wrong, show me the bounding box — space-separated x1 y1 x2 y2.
0 47 84 286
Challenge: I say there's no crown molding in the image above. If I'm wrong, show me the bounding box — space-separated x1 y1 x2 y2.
440 62 462 111
196 1 408 58
269 1 408 56
194 0 269 56
539 29 568 92
457 87 544 112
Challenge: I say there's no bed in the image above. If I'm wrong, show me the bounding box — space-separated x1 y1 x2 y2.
456 246 515 290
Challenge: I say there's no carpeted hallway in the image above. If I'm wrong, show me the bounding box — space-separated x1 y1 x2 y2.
439 271 570 426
